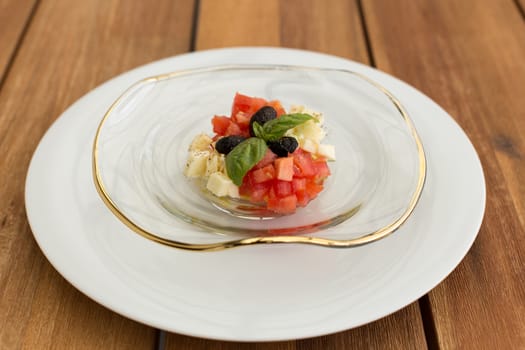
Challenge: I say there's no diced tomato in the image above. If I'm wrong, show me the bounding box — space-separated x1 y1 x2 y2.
292 150 315 177
274 180 293 198
249 182 271 203
240 175 268 203
231 93 267 118
312 160 331 179
225 121 242 136
255 149 277 169
295 190 310 207
279 195 298 213
275 157 294 181
252 164 275 183
292 178 306 192
232 93 288 121
267 186 278 205
239 183 250 197
211 115 247 137
211 116 231 135
239 150 327 211
239 172 254 196
267 194 297 214
305 180 324 199
233 111 251 127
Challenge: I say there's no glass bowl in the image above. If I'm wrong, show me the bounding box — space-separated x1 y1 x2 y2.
92 65 426 251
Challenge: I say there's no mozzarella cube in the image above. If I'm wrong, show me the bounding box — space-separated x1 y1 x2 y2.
189 133 212 152
318 144 336 160
301 138 318 154
289 120 325 143
206 172 239 198
304 120 325 142
184 151 209 177
227 183 240 198
205 152 225 177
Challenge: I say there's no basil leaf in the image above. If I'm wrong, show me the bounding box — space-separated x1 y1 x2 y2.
261 113 313 141
252 121 265 139
225 138 268 186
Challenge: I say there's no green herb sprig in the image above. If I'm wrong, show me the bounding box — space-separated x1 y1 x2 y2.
252 113 313 141
225 138 268 186
225 113 313 185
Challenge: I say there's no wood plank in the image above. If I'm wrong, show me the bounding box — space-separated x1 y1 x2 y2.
363 0 525 347
0 0 195 348
195 0 369 64
166 1 426 347
295 304 426 350
196 0 281 49
166 334 295 350
0 0 37 82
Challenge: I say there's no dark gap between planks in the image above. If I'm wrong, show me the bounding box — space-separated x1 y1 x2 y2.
0 0 41 90
152 1 201 348
419 295 440 350
356 0 376 67
190 0 201 52
512 0 525 20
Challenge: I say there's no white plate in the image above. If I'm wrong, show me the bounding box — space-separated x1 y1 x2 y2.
25 48 485 341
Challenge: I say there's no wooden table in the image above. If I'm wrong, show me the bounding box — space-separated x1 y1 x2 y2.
1 0 524 348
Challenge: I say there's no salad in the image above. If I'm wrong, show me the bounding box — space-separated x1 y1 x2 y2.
184 93 335 214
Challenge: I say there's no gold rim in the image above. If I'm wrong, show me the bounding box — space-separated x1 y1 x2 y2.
92 65 427 252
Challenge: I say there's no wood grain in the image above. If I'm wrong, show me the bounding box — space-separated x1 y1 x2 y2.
0 0 195 348
295 304 426 350
278 0 368 63
0 0 37 82
195 0 368 64
363 0 525 347
166 1 427 347
196 0 281 49
166 334 296 350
